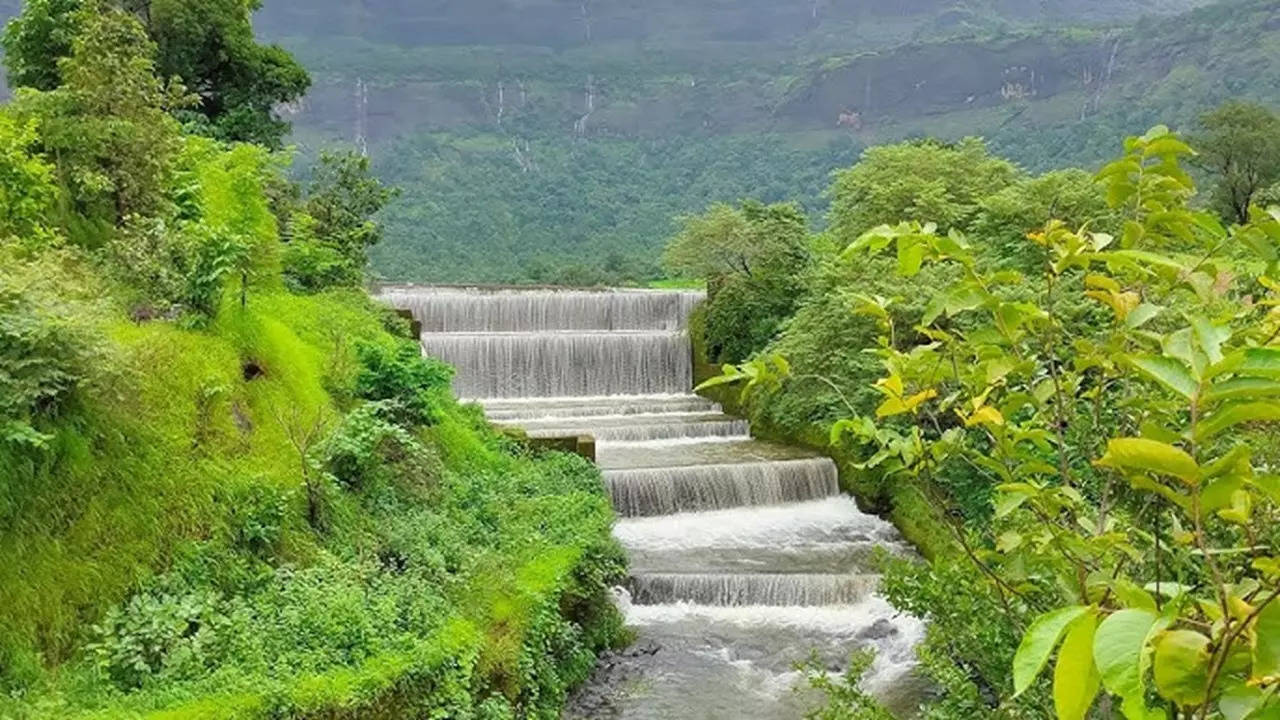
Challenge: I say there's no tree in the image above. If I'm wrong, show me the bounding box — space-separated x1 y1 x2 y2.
827 137 1019 245
0 0 80 91
13 1 190 225
708 127 1280 719
664 200 811 363
2 0 310 148
303 150 399 272
1193 101 1280 225
142 0 311 148
971 168 1116 271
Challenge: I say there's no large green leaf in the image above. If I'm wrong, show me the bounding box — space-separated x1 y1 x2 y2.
1220 683 1268 720
898 239 926 277
1014 605 1091 696
1191 316 1231 366
1254 600 1280 679
1131 355 1198 400
1055 612 1101 720
1094 609 1159 712
1203 378 1280 404
1234 348 1280 379
1152 630 1211 707
1097 438 1200 484
1196 402 1280 443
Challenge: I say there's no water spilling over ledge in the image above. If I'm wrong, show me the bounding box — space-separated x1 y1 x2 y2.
379 286 921 719
605 458 838 516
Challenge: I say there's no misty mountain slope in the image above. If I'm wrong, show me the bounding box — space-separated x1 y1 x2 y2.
253 0 1271 284
0 0 1264 284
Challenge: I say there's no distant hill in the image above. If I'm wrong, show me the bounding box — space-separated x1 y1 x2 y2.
5 0 1276 284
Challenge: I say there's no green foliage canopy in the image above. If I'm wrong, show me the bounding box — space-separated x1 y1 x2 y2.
2 0 310 147
1193 101 1280 225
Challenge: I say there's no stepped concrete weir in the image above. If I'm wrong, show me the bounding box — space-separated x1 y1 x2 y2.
379 285 922 719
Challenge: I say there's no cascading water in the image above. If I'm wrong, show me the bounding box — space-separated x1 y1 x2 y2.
380 285 923 719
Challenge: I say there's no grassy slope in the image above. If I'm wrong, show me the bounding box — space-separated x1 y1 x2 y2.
0 275 623 718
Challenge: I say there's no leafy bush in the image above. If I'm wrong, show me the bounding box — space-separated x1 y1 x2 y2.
354 340 455 427
665 200 811 363
318 401 440 495
88 590 225 690
710 127 1280 719
0 275 91 448
219 478 291 560
282 237 363 293
0 111 58 247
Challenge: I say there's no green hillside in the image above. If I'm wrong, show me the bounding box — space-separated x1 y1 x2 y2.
5 0 1269 283
230 0 1274 283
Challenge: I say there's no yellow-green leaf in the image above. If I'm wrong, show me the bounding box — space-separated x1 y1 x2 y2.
1203 377 1280 404
1152 630 1211 707
1093 609 1158 709
1131 355 1197 401
1196 402 1280 442
966 405 1005 428
1055 612 1101 720
1097 438 1200 484
1013 606 1091 697
1254 599 1280 679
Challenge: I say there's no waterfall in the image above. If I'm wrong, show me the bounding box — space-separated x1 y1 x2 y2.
629 572 880 606
381 287 703 332
381 286 921 719
605 458 838 517
420 330 694 398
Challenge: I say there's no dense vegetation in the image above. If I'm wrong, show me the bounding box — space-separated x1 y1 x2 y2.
0 2 624 718
235 0 1276 284
689 104 1280 718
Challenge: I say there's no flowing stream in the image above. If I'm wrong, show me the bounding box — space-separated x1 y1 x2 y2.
381 286 923 719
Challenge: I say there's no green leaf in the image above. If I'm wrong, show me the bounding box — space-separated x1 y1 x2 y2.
1254 599 1280 679
1131 356 1197 400
1204 378 1280 404
1093 609 1158 709
1055 612 1101 720
1127 304 1164 329
1190 316 1230 366
1097 438 1200 484
1113 580 1157 612
694 373 745 391
898 240 926 277
1013 605 1091 697
1234 348 1280 379
1195 402 1280 443
1152 630 1211 707
1220 683 1267 720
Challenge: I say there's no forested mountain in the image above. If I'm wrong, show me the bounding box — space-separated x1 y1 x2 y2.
9 0 1271 283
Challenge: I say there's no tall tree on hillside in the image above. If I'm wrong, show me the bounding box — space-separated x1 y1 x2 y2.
1193 100 1280 225
827 137 1019 245
14 1 190 224
2 0 310 148
664 200 811 363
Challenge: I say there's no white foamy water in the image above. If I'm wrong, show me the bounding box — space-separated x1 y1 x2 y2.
615 496 903 552
380 287 922 719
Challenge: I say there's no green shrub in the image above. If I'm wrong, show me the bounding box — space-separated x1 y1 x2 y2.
282 239 363 294
354 341 455 427
0 274 93 449
87 589 225 690
318 401 440 495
